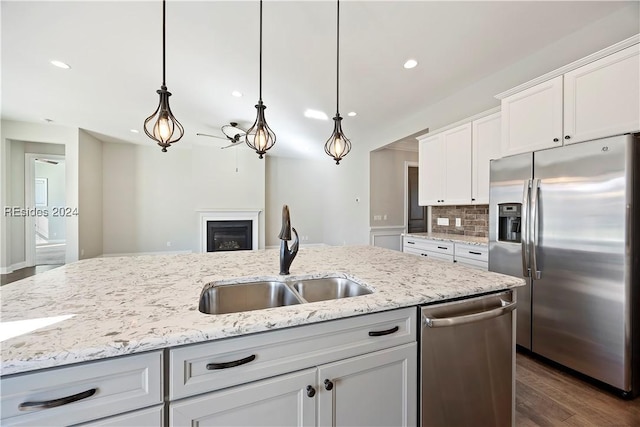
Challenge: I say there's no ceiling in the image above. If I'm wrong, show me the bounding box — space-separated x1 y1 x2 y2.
2 1 637 159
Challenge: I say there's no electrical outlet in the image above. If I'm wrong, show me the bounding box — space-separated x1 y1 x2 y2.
166 241 172 247
456 218 462 227
374 215 382 221
437 218 449 226
383 214 387 220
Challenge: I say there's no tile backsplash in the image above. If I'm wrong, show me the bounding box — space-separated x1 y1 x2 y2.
431 205 488 238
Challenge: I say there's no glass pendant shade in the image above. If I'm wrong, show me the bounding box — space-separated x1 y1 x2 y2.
325 0 350 165
324 113 351 165
245 0 276 159
245 100 276 158
144 0 183 152
144 85 184 152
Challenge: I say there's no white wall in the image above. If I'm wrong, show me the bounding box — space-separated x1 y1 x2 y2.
0 120 75 272
265 156 326 247
78 130 103 259
370 149 418 228
102 141 266 255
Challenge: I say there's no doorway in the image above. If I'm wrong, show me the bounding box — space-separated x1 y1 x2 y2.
25 154 66 267
406 164 428 233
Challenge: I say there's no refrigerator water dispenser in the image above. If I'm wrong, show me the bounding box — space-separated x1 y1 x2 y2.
498 204 521 243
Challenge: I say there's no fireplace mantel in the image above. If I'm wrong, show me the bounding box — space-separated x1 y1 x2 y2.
197 209 261 253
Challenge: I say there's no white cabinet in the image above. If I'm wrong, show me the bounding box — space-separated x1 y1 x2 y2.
418 123 472 206
170 369 317 427
402 236 454 262
78 405 164 426
0 351 163 427
317 343 417 427
168 308 418 426
403 237 488 270
472 112 501 204
500 43 640 157
454 243 488 270
564 45 640 145
500 75 564 157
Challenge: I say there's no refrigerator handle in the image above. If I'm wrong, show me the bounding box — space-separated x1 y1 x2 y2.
521 180 531 278
530 178 541 279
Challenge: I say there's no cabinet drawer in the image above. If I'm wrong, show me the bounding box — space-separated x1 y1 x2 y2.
454 244 488 262
403 237 453 255
455 257 488 270
0 351 163 427
169 307 416 400
76 405 164 426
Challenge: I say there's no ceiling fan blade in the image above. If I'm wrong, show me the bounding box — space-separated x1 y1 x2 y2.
221 142 243 150
196 133 227 140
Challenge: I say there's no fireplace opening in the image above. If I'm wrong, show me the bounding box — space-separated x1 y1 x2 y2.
207 220 253 252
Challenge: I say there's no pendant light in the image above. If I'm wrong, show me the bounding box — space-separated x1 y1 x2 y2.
245 0 276 159
324 0 351 165
144 0 184 152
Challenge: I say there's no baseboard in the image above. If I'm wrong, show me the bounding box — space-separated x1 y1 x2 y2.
100 250 193 257
0 261 28 274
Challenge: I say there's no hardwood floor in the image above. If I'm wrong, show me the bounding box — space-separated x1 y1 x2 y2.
516 351 640 426
0 264 62 286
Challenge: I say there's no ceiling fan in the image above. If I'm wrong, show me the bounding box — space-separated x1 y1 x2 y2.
197 122 248 149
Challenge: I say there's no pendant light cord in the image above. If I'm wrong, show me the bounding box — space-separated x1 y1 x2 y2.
162 0 166 86
336 0 340 115
259 0 263 101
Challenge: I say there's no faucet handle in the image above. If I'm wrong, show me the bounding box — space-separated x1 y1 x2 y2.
290 227 299 254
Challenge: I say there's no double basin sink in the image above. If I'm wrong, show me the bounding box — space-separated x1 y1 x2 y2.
199 277 373 315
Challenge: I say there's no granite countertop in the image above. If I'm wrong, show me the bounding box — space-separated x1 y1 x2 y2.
0 245 521 376
403 232 489 246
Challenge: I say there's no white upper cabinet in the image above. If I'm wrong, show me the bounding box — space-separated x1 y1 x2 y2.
472 112 501 204
418 123 472 206
563 44 640 144
500 76 564 157
499 38 640 157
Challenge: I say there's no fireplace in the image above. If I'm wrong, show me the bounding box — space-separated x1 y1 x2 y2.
207 220 252 252
197 209 261 253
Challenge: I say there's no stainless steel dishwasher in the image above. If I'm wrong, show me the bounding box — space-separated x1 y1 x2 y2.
420 289 516 427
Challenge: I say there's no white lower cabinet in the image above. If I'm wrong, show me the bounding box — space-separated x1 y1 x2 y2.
317 343 417 427
170 343 417 427
78 405 164 426
170 369 317 427
168 308 418 427
403 237 488 270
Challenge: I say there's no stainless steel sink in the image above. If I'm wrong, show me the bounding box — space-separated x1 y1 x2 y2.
292 278 372 303
199 281 302 315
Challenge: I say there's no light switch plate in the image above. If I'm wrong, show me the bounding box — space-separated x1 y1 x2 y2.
437 218 449 226
455 218 462 227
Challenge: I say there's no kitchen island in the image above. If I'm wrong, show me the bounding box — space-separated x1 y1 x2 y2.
1 245 523 426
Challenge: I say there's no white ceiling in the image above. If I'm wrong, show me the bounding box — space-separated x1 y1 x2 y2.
2 1 638 159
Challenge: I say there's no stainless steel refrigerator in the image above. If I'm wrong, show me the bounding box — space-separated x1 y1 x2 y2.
489 134 639 396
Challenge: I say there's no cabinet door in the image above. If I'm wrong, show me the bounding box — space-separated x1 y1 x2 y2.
169 369 316 427
501 75 563 156
442 123 472 205
317 343 417 427
564 44 640 144
418 134 444 205
76 405 163 426
472 112 501 204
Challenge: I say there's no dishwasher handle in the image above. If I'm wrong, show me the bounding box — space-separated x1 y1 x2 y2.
423 300 516 328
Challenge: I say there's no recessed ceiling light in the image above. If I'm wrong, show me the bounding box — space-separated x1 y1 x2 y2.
403 59 418 69
130 129 139 133
304 109 328 120
50 60 71 69
231 91 243 97
347 112 357 117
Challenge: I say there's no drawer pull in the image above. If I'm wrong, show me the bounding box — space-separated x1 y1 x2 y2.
19 388 97 411
324 379 334 391
421 253 428 257
406 241 415 245
368 326 399 337
437 246 448 250
468 251 482 256
206 354 256 370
